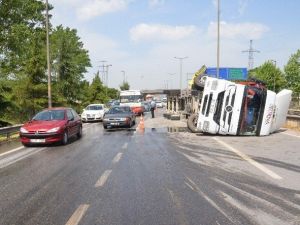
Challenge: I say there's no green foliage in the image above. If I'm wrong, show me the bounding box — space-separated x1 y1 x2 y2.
249 61 286 92
119 81 130 91
51 25 91 105
284 49 300 95
0 0 92 123
106 87 119 100
87 72 107 104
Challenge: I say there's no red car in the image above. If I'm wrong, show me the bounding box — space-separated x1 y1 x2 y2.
20 107 82 146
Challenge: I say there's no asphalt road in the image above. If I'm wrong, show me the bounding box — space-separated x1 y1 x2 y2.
0 111 300 225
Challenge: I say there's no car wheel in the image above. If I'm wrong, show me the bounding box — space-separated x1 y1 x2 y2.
62 131 68 145
103 125 107 129
77 126 82 139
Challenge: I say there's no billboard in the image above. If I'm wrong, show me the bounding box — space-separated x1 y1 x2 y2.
205 67 248 80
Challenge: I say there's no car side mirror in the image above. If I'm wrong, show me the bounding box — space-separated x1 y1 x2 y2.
68 117 74 122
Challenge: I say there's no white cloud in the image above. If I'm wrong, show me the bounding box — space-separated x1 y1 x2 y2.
130 23 197 42
207 21 269 40
77 0 130 21
51 0 131 21
149 0 165 8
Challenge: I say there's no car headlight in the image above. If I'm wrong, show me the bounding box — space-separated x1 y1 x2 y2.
47 127 60 133
103 118 110 121
81 112 86 117
20 127 28 133
119 118 126 121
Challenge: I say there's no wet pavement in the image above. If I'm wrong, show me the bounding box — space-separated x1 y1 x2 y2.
0 109 300 225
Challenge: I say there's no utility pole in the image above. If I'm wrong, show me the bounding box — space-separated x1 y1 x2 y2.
217 0 220 78
46 0 52 108
99 60 107 83
174 57 188 90
242 40 260 70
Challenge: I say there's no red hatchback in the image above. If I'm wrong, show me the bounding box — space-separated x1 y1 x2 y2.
20 107 82 146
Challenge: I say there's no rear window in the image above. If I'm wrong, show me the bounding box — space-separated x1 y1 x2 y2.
108 107 130 114
86 105 103 110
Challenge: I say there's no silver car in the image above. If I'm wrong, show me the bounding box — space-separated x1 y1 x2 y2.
103 106 136 129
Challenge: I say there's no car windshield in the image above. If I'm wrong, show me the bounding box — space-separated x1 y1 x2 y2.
108 107 131 114
86 105 103 110
33 110 65 121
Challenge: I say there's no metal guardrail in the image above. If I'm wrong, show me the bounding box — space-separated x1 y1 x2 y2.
0 124 23 141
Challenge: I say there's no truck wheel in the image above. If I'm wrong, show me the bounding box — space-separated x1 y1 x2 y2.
187 114 200 133
194 75 206 90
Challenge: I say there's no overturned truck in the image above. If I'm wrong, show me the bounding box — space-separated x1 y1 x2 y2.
188 69 292 136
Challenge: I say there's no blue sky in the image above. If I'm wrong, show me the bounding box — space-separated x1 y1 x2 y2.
50 0 300 90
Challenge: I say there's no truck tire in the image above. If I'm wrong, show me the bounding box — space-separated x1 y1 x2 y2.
187 114 199 133
193 75 206 90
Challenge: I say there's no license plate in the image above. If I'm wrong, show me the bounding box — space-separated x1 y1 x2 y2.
30 139 46 143
110 123 119 125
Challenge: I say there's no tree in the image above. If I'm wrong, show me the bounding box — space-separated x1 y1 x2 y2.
106 87 119 100
119 81 130 91
284 50 300 95
51 25 91 105
249 61 286 92
88 72 107 104
0 0 49 122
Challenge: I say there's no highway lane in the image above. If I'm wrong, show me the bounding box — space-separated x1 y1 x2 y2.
0 113 300 225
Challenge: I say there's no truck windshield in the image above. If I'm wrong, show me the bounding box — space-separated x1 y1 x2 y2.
239 87 265 135
120 95 143 103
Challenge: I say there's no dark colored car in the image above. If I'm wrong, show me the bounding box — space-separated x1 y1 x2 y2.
103 106 136 129
20 107 82 146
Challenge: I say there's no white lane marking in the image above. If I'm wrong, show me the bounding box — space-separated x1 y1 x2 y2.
0 147 46 169
65 204 89 225
0 146 24 157
112 153 123 164
282 132 300 138
213 137 282 180
121 142 128 150
95 170 112 187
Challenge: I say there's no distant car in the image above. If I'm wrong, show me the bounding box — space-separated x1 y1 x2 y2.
156 101 163 108
20 107 82 146
81 104 107 122
103 106 136 129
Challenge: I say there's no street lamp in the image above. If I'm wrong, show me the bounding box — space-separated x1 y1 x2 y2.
270 60 277 91
217 0 220 78
174 57 188 90
121 70 126 82
105 64 112 86
45 0 51 108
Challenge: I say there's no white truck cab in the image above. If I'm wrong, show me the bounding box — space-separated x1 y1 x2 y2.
197 77 292 136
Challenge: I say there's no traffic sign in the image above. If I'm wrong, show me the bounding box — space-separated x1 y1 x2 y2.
205 67 248 80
